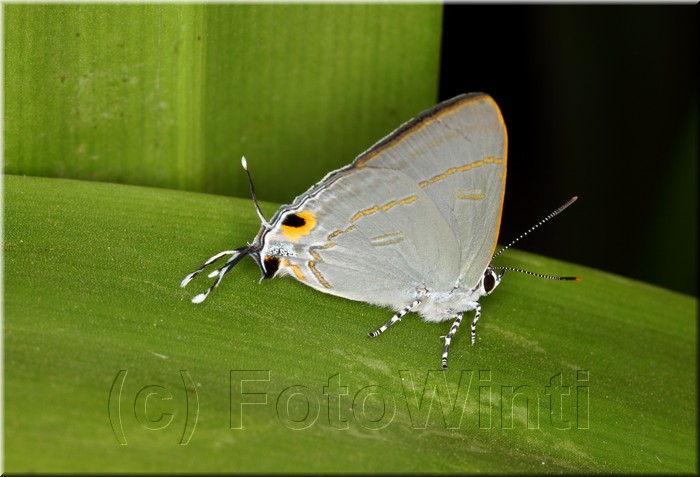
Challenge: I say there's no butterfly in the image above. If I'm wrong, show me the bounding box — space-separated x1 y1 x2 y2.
182 93 577 368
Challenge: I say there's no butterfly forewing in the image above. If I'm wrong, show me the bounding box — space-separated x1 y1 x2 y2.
351 93 507 289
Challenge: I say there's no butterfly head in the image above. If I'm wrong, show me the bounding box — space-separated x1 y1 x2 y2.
481 266 505 296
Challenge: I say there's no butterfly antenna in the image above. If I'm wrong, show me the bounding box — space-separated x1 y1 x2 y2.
492 196 578 261
491 266 579 281
491 196 580 281
241 156 270 228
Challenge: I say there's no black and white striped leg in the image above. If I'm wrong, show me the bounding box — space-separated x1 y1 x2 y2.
368 300 421 338
441 312 464 369
471 303 482 346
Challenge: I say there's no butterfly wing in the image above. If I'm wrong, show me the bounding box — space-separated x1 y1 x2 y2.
260 93 506 308
351 93 507 289
261 166 461 310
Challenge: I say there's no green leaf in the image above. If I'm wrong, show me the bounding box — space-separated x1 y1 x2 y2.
4 175 696 473
3 4 442 201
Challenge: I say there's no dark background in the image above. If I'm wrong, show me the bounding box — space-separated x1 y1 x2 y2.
439 5 697 296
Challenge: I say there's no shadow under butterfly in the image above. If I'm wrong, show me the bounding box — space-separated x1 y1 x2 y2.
182 93 579 369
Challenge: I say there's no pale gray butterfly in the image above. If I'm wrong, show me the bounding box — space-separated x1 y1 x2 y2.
182 93 578 368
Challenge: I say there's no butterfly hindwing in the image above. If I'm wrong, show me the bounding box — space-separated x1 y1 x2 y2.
261 167 461 310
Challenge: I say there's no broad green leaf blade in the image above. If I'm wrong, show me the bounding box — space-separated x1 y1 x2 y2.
3 4 442 201
3 175 697 473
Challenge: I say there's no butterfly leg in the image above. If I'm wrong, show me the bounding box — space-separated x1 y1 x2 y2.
368 300 421 338
471 303 482 346
441 312 464 369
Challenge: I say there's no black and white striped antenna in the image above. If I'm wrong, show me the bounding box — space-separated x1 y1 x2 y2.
491 196 579 281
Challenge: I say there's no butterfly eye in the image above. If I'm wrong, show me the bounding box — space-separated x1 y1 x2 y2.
482 269 499 294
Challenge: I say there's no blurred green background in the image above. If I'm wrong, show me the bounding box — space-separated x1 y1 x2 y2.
4 3 441 199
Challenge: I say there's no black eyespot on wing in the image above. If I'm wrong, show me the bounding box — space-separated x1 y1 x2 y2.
483 270 496 293
263 256 280 279
282 213 306 228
